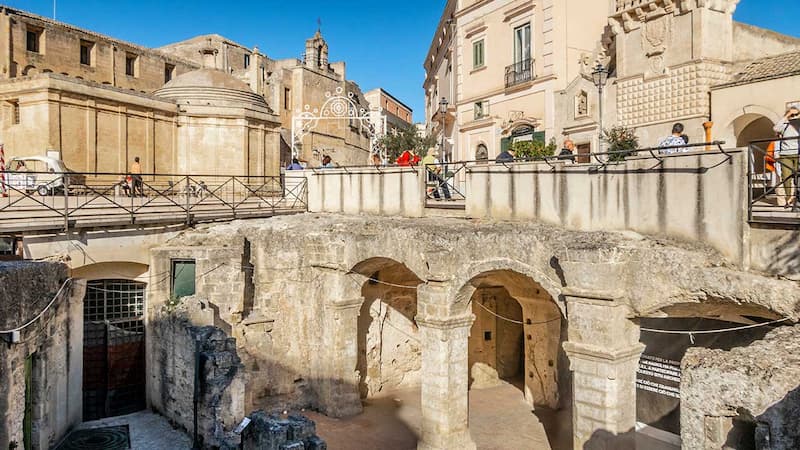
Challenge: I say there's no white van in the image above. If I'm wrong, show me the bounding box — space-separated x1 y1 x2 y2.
3 156 77 196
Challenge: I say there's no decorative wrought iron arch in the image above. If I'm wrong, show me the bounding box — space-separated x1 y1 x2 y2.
291 87 387 162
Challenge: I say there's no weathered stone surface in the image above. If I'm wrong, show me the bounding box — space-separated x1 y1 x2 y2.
149 304 245 449
241 411 325 450
0 261 83 450
681 325 800 450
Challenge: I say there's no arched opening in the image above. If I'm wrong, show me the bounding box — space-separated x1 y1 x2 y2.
475 143 488 161
353 258 422 399
462 269 569 449
735 114 776 149
22 65 37 76
636 301 788 449
307 257 423 449
82 278 147 420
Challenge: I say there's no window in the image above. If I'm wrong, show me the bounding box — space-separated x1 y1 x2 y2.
514 23 531 64
9 100 20 125
171 259 196 299
474 100 489 120
164 63 175 83
125 54 137 77
80 40 94 66
244 54 250 69
284 88 291 110
473 39 485 69
26 28 42 53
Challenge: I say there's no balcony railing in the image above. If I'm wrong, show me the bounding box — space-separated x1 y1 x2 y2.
505 59 533 88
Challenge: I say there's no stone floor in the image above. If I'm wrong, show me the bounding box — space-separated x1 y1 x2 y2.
307 381 561 450
74 410 192 450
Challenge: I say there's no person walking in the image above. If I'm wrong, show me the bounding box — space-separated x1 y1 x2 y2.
130 156 144 197
658 123 689 154
422 148 451 200
774 107 800 207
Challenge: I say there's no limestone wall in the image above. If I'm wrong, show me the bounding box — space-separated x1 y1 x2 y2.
0 7 196 90
466 150 747 266
681 325 800 450
0 261 83 450
148 309 245 449
305 167 426 218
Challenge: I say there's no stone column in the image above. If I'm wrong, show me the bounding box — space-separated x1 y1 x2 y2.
317 296 363 418
562 295 644 450
416 281 476 450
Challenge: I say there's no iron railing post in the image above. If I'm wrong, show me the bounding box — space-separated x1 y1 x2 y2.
747 144 753 222
62 174 69 232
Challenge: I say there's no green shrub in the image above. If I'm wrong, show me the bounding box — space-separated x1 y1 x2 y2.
511 138 557 160
603 126 639 162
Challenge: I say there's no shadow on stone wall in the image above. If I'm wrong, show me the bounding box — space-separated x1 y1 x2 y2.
764 229 800 280
149 315 418 449
725 386 800 450
582 427 636 450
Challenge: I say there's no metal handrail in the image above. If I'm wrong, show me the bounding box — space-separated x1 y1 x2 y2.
505 58 534 88
0 171 308 232
747 137 800 220
424 162 467 202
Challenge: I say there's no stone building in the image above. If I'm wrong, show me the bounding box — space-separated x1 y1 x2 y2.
365 88 413 135
555 0 800 151
427 0 800 160
424 0 610 162
0 7 376 175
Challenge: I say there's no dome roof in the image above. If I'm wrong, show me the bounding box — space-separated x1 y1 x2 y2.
161 68 251 91
155 68 270 111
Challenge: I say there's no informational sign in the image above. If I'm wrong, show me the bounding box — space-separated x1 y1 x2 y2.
636 354 681 399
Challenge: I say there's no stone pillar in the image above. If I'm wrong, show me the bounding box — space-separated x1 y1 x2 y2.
317 296 363 418
562 295 644 450
417 281 476 450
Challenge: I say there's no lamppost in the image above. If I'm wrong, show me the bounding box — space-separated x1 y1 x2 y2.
591 63 609 155
439 97 449 164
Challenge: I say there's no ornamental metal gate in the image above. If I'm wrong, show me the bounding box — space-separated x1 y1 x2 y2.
83 279 146 421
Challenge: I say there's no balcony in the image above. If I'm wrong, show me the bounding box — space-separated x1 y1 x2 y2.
505 59 533 88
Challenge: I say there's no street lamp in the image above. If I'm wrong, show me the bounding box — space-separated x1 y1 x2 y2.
439 97 449 163
591 63 609 155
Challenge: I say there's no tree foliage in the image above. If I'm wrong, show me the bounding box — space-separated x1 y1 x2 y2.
510 138 558 160
603 126 639 161
377 124 437 161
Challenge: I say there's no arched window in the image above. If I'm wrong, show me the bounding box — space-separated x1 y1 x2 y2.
476 143 488 161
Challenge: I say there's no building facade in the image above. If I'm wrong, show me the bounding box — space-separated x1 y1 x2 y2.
424 0 608 162
0 7 380 176
364 88 413 135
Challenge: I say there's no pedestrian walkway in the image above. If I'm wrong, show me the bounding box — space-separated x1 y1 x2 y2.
70 411 191 450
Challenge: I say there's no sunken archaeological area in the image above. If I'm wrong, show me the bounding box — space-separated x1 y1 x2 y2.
3 0 800 449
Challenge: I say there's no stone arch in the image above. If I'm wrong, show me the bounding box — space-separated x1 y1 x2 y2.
22 65 37 76
452 258 562 317
348 257 424 399
454 262 564 409
71 261 149 282
718 106 781 146
634 300 789 440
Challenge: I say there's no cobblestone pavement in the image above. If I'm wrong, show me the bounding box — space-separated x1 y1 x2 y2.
76 410 192 450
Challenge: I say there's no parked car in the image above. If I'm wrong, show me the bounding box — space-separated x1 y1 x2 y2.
3 156 84 196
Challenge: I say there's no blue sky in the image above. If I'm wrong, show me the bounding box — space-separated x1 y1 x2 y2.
5 1 799 122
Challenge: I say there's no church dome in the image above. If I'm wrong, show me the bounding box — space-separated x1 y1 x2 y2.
155 68 269 110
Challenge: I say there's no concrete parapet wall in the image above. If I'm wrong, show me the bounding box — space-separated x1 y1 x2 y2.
466 150 747 265
304 167 425 217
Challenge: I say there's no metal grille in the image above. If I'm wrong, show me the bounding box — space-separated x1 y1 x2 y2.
83 279 146 420
84 280 145 330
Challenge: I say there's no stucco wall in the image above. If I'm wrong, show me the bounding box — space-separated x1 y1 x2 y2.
465 150 747 265
305 167 426 218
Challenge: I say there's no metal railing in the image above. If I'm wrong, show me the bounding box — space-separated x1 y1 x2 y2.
747 137 800 224
0 171 308 232
424 162 467 208
505 58 533 88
